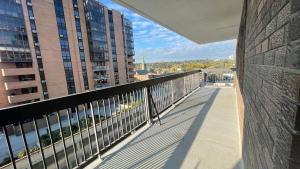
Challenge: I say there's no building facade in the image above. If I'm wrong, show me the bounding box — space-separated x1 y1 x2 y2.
0 0 135 108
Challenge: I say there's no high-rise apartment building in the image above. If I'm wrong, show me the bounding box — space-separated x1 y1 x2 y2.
0 0 135 108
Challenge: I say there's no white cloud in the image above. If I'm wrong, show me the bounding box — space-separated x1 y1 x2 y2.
135 39 237 63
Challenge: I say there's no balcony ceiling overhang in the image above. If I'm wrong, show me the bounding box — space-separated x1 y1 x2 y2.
113 0 243 44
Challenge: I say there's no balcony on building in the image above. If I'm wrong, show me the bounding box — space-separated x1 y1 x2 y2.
93 74 109 81
7 92 40 104
4 80 38 90
127 63 134 69
92 65 109 72
95 82 111 89
0 49 32 63
126 50 134 57
128 71 135 75
1 68 35 77
127 56 135 62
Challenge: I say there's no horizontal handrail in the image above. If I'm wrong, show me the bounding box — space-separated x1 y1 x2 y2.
0 70 201 126
0 70 202 169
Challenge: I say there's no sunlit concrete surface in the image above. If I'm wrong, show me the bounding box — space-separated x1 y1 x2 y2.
93 87 242 169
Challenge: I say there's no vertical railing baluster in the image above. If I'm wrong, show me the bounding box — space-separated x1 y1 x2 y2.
169 81 173 105
3 126 17 169
167 82 170 106
162 83 166 109
45 115 59 169
65 109 79 167
102 99 111 146
96 101 106 149
130 91 136 128
117 95 124 136
184 76 186 96
130 92 135 129
171 80 175 103
137 89 143 124
108 98 116 143
121 94 128 134
57 111 70 169
19 122 33 169
89 102 101 158
33 118 47 169
158 84 162 111
132 90 139 127
140 88 146 122
125 93 132 131
112 96 120 139
156 84 161 112
159 84 162 111
74 107 87 161
82 105 93 155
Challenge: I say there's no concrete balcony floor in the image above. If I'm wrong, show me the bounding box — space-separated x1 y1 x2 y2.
89 87 242 169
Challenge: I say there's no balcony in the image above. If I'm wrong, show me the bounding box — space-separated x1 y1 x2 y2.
93 66 109 72
128 71 135 75
128 77 134 83
0 51 32 63
126 50 135 56
93 75 109 80
7 92 40 104
4 81 38 90
1 68 35 77
95 83 111 89
127 64 134 69
127 57 135 62
0 70 242 169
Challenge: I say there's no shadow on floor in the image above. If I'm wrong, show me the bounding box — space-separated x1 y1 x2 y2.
162 88 219 169
96 88 220 169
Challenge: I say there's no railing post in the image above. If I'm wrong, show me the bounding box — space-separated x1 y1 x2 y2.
144 87 153 124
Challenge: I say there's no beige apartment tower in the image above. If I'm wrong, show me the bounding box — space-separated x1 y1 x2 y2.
0 0 135 108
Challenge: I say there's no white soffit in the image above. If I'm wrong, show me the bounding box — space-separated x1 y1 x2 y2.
113 0 243 44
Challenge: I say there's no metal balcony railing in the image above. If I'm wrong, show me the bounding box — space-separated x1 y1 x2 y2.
93 75 109 80
0 70 202 169
203 69 235 86
92 65 109 72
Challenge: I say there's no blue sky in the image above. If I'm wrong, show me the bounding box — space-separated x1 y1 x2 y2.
100 0 237 63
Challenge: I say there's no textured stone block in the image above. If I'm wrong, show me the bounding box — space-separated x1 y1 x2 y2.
291 0 300 13
286 37 300 69
271 0 282 17
262 38 269 52
270 67 283 85
270 27 285 49
282 72 300 102
289 11 300 41
277 3 291 28
264 49 275 65
281 98 298 127
266 16 277 37
256 44 262 54
274 46 286 66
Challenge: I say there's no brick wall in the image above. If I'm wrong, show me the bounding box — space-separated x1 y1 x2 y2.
237 0 300 168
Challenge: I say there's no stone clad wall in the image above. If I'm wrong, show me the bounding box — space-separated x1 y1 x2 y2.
237 0 300 168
